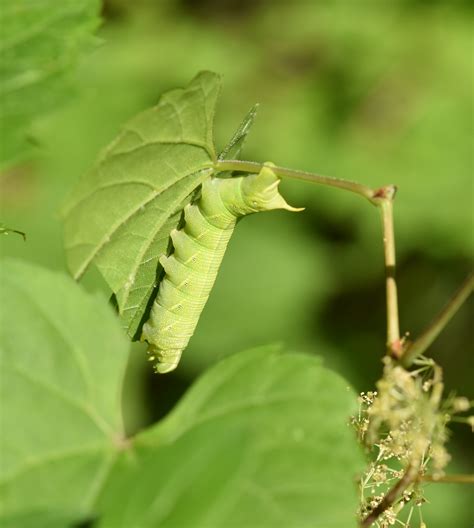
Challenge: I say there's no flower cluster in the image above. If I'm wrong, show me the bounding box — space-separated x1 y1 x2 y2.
353 355 472 527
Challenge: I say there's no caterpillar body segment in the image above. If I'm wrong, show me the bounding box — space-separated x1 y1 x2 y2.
141 164 302 373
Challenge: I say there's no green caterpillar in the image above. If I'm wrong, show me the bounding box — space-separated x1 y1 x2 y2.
141 164 302 373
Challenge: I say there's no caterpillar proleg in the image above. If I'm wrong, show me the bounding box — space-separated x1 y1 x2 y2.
141 164 302 373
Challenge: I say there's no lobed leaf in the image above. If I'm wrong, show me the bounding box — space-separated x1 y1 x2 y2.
63 71 221 338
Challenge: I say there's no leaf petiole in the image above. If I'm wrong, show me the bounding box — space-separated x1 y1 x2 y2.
215 159 378 203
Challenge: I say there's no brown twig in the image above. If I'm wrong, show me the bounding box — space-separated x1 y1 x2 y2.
361 462 420 527
401 272 474 367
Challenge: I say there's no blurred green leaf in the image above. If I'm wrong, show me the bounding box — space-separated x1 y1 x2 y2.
250 2 473 259
420 472 474 527
98 346 364 527
62 71 221 339
0 259 129 521
0 509 79 528
0 0 101 168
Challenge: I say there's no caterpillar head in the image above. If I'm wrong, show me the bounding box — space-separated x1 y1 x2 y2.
241 164 303 213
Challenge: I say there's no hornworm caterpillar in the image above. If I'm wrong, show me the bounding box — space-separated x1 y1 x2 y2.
141 164 302 373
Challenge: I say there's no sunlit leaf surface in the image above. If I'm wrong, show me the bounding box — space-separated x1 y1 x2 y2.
63 72 221 338
0 259 129 521
98 346 364 527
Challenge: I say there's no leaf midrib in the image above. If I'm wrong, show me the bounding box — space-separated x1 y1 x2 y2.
117 169 214 312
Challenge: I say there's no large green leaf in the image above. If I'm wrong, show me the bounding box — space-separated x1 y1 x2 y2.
62 71 221 339
0 0 101 168
0 259 129 522
0 267 363 526
97 346 364 527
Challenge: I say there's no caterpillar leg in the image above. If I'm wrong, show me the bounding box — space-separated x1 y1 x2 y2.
148 344 182 374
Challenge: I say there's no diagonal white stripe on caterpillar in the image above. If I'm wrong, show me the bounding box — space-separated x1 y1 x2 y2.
141 163 303 373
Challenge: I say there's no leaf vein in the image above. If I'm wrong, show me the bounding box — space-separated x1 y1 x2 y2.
69 166 212 279
6 363 114 438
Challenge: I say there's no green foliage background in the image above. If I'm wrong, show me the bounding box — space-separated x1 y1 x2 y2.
1 1 472 525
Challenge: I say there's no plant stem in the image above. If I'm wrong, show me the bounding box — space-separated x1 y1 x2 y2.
378 190 401 356
214 160 378 202
420 473 474 484
361 461 420 528
215 160 402 357
401 272 474 367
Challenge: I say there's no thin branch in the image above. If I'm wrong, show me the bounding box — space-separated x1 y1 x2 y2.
361 462 419 528
401 272 474 367
420 473 474 484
